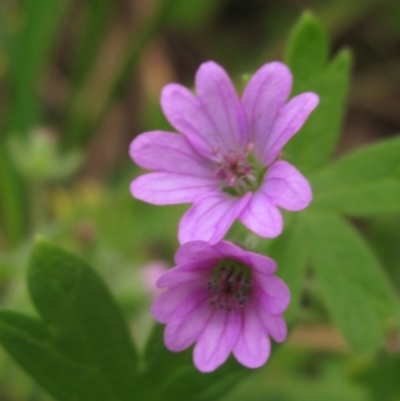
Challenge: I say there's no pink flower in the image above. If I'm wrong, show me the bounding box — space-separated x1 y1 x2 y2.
151 240 290 372
130 61 318 244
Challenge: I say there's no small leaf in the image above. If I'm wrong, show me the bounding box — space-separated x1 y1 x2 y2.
142 324 250 401
267 214 309 323
285 12 329 92
310 137 400 215
0 239 140 401
284 13 352 173
0 312 118 401
304 211 399 353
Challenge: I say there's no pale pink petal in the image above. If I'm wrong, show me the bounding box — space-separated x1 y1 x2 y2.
130 131 213 175
263 160 312 211
253 273 291 314
246 252 277 275
175 241 223 265
165 297 212 352
238 192 283 238
161 84 222 158
242 62 292 161
233 302 271 368
195 61 248 152
130 173 217 205
179 192 252 244
212 240 252 263
255 273 291 299
194 309 241 372
151 280 202 323
263 92 319 165
256 308 287 342
157 262 212 288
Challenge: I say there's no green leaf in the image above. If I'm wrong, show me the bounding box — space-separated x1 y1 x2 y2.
0 312 118 401
304 211 399 353
0 239 140 401
142 324 250 401
9 0 70 135
284 13 352 173
310 137 400 215
267 214 309 323
285 12 329 92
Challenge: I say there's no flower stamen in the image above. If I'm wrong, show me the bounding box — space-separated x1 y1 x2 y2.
212 143 267 196
206 261 252 312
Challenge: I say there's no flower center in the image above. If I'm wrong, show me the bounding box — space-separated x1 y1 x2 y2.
206 259 252 312
213 144 265 196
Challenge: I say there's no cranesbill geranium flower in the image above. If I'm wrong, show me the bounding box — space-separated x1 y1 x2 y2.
130 61 318 244
152 240 290 372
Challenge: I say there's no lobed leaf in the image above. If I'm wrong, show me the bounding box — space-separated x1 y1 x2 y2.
304 211 399 353
0 239 140 401
285 12 329 92
284 13 352 174
310 136 400 215
0 312 118 401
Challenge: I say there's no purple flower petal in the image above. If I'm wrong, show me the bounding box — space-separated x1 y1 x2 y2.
130 173 217 205
195 61 248 153
151 280 201 323
253 271 291 314
179 192 252 244
263 92 319 165
212 240 253 263
213 242 276 274
161 84 223 158
165 291 211 352
194 309 241 372
242 62 292 161
157 262 212 288
263 160 312 211
238 192 283 238
175 241 223 265
256 308 287 342
233 302 271 368
246 252 277 275
130 131 213 176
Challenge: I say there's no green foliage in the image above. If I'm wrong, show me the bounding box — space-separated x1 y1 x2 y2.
0 239 140 401
277 11 400 356
0 0 70 246
164 0 224 28
310 137 400 215
304 212 398 353
8 0 70 135
71 0 116 88
284 13 352 174
1 5 400 401
353 354 400 401
8 130 82 181
285 12 329 89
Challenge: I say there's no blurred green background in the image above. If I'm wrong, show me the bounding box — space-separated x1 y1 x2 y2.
0 0 400 400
